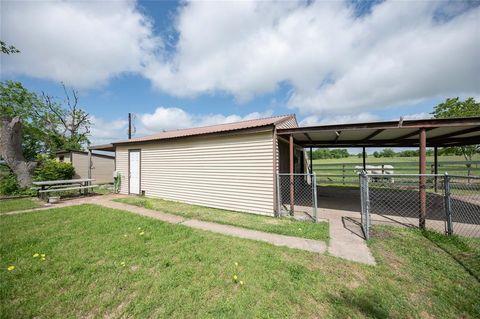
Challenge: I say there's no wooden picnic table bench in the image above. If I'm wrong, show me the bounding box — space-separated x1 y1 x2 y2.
32 179 97 198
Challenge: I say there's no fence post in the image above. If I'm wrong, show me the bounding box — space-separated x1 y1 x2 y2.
312 172 318 222
359 171 370 240
359 173 365 233
444 173 453 236
342 164 345 185
364 172 370 240
276 173 282 217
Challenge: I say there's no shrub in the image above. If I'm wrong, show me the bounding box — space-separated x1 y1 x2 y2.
34 159 75 181
0 172 21 195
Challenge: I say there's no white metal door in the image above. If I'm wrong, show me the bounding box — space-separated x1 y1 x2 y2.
129 150 140 195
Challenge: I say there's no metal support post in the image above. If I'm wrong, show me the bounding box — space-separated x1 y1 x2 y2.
444 173 453 235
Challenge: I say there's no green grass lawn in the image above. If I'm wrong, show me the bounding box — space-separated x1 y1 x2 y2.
114 197 329 242
312 154 480 187
0 198 42 213
1 205 479 318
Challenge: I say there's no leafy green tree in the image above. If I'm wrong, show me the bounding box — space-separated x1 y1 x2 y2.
432 97 479 162
380 148 396 157
0 81 91 157
0 81 90 187
0 81 49 160
1 40 20 54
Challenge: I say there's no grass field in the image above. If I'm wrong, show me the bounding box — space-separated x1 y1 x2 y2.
0 198 41 213
312 155 480 186
114 197 329 241
1 205 479 318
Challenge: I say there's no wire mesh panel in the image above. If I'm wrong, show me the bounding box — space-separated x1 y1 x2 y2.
447 175 480 239
366 174 446 233
277 173 317 221
361 173 480 239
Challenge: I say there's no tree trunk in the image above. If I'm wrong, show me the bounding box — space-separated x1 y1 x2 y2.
0 116 37 187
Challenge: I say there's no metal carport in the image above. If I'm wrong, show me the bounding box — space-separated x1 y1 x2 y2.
276 117 480 228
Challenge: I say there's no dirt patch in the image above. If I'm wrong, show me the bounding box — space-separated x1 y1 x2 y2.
370 228 393 240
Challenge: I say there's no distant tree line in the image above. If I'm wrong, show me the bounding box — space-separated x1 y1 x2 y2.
309 149 350 159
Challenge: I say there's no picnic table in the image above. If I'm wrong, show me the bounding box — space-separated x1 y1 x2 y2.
33 178 97 198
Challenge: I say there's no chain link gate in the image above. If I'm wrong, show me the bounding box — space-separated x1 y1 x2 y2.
359 172 480 240
359 172 371 239
277 173 318 222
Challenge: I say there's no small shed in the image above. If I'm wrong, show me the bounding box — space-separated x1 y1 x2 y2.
92 115 299 215
55 150 115 184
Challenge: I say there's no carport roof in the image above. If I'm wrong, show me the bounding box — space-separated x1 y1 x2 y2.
277 117 480 147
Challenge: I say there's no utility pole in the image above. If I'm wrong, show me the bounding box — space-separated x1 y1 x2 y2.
128 113 132 139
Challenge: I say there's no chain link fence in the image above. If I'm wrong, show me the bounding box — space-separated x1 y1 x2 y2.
447 175 480 238
359 173 480 240
277 173 317 221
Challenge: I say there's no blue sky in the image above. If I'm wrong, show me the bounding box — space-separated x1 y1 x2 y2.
1 0 479 144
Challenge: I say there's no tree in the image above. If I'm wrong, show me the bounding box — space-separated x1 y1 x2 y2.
380 148 396 157
0 117 37 187
432 97 480 163
41 83 91 151
0 82 47 187
0 81 91 187
1 40 20 54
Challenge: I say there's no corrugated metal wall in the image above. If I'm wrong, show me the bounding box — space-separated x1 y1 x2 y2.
116 130 275 215
276 116 298 129
91 156 114 184
66 152 114 184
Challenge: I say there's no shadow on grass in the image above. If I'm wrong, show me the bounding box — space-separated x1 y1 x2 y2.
327 291 390 319
421 230 480 282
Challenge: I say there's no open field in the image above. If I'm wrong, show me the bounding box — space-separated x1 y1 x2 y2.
1 204 479 318
114 197 329 241
312 155 480 186
0 198 41 213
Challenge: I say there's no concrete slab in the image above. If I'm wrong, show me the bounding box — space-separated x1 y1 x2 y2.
182 219 327 253
320 208 376 265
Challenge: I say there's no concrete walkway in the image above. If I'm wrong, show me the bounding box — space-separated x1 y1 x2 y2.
319 208 376 265
3 194 377 264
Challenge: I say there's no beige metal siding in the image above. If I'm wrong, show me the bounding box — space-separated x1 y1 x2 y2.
116 148 129 194
56 153 71 163
116 130 275 215
58 152 114 183
72 152 88 179
276 117 298 129
91 156 114 184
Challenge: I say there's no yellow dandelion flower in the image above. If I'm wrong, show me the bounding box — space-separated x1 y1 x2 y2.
41 257 46 261
298 228 302 231
233 275 238 281
33 253 39 258
137 227 141 230
124 234 127 237
240 281 244 285
120 262 126 267
41 254 46 258
7 265 15 271
234 262 238 267
139 231 145 236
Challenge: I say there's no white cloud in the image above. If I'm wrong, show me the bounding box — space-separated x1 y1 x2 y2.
89 107 273 143
139 107 273 133
2 0 479 119
146 1 479 115
1 0 159 88
300 112 380 126
89 116 128 145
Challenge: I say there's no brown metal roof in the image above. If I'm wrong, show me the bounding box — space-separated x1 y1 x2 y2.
277 117 480 147
112 114 295 145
